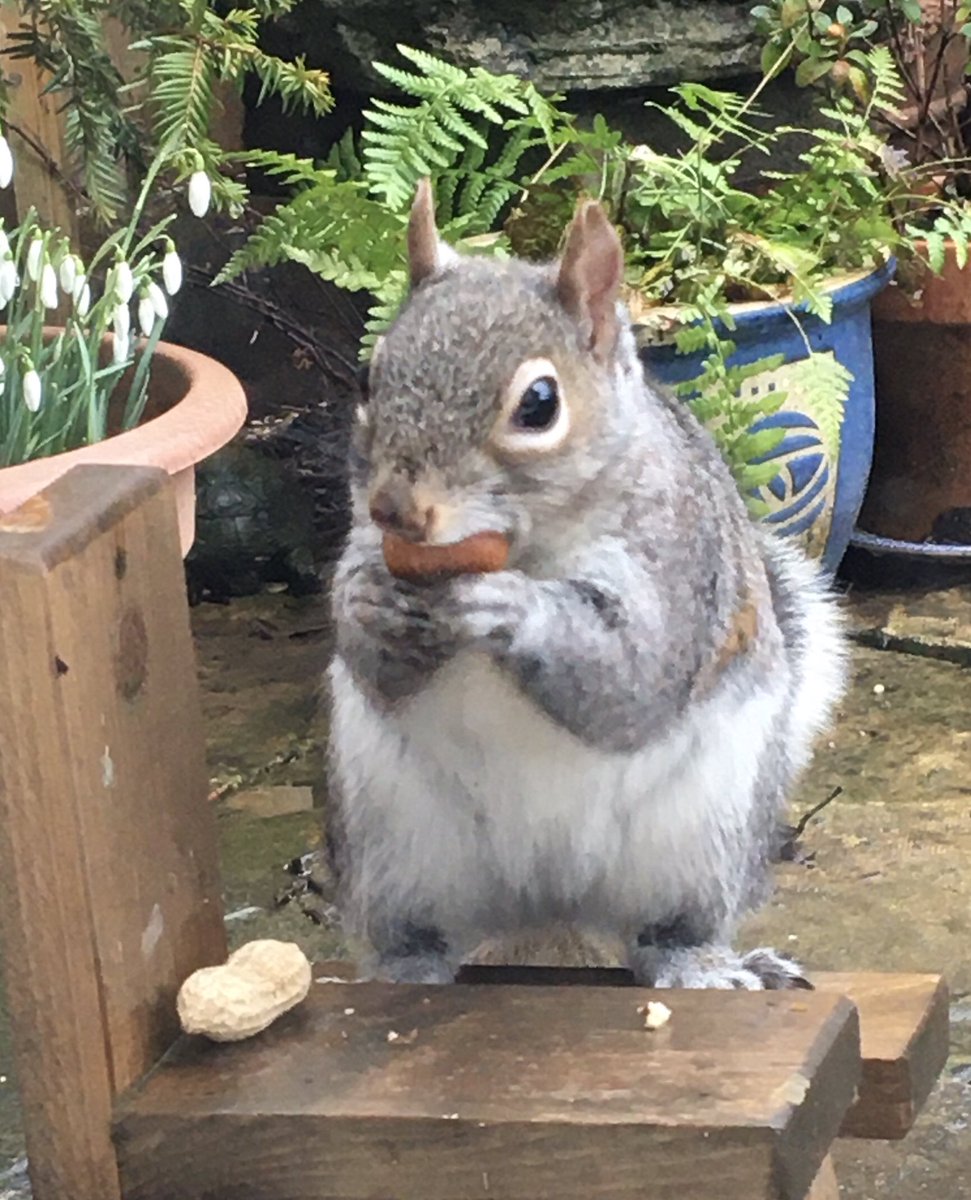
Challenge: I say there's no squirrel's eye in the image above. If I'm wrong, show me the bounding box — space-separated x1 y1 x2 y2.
513 377 559 431
492 357 569 458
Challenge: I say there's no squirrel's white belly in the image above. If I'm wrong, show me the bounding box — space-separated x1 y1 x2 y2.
330 651 782 948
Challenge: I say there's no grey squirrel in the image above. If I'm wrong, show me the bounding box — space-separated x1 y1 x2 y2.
326 180 845 989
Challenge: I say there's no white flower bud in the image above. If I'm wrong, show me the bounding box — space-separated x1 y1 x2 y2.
59 254 78 295
146 280 169 320
41 262 58 309
26 235 44 282
112 330 131 365
138 294 156 337
188 170 212 218
0 258 16 307
113 260 134 304
162 246 182 296
75 281 91 317
113 302 131 340
22 368 42 412
0 136 12 189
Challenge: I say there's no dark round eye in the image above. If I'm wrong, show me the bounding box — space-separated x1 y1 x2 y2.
513 376 559 431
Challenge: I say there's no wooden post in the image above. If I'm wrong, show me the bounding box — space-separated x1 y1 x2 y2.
0 465 227 1200
0 5 80 240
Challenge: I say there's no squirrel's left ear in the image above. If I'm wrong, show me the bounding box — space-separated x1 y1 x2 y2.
555 200 623 363
408 178 460 289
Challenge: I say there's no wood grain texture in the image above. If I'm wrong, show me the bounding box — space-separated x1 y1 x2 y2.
0 465 227 1200
459 965 950 1139
815 972 950 1139
0 4 79 242
114 979 860 1200
806 1154 839 1200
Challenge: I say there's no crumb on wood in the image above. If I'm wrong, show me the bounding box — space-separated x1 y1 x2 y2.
636 1000 672 1030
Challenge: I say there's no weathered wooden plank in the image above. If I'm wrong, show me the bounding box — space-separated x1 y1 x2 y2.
0 5 79 241
815 972 950 1139
806 1154 839 1200
114 979 860 1200
459 964 950 1139
0 465 227 1200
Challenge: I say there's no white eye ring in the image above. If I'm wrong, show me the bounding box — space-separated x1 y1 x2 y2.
491 357 570 458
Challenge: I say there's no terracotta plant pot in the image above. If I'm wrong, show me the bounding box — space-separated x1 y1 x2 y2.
0 338 247 556
860 241 971 543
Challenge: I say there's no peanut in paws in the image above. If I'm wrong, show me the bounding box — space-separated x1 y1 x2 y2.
383 530 510 581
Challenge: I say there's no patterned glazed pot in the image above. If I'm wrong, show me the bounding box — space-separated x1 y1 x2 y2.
633 259 895 575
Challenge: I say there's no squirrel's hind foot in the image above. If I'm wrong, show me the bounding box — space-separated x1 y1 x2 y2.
632 943 812 991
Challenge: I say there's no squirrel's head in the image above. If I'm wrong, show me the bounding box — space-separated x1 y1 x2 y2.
354 179 641 557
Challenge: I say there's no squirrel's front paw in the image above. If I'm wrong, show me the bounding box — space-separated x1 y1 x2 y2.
450 572 534 649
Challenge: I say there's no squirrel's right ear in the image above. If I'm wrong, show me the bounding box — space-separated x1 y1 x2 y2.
555 200 624 363
408 178 460 289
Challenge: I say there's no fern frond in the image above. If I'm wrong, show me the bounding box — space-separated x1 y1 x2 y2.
362 44 560 210
324 128 363 180
232 147 323 186
149 41 216 150
216 174 405 292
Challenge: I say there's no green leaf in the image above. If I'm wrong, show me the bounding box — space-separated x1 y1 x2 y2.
795 58 836 86
926 230 947 274
760 40 787 76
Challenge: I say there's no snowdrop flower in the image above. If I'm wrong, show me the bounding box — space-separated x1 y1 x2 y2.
0 135 12 189
75 281 91 317
41 262 58 309
162 243 182 296
188 169 211 218
138 294 156 337
146 280 168 320
0 257 16 307
26 234 44 282
113 302 131 363
0 358 6 397
113 302 131 341
113 259 134 304
22 368 42 413
59 254 78 296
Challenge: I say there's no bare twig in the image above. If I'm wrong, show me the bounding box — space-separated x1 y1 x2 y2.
792 786 843 840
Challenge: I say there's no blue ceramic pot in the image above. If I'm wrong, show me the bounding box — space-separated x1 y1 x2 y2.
634 259 895 575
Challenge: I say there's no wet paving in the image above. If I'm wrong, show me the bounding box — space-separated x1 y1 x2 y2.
0 584 969 1198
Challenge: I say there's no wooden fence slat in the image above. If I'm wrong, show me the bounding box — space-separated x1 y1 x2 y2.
0 5 79 239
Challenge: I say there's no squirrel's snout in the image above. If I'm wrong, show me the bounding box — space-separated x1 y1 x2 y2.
368 482 435 542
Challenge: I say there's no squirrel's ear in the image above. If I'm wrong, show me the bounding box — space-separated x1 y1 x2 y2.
555 200 623 362
408 178 459 289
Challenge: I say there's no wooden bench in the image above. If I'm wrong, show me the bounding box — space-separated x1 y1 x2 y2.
0 467 952 1200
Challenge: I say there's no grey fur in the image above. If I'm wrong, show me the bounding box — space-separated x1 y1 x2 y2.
327 236 845 990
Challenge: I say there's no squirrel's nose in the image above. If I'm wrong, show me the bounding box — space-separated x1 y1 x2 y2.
368 483 433 541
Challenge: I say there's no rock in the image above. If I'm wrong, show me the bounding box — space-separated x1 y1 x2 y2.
270 1 761 95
